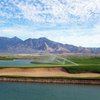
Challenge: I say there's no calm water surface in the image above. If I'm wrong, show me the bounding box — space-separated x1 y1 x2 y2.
0 82 100 100
0 60 32 66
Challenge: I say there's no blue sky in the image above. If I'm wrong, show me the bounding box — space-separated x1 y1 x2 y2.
0 0 100 47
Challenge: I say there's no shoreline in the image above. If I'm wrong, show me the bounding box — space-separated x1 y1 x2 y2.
0 67 100 85
0 77 100 85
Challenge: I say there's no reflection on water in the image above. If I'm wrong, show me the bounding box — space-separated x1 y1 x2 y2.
0 82 100 100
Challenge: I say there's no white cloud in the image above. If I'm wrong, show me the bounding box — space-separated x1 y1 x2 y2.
0 26 32 39
0 25 100 47
14 2 45 22
60 34 100 47
0 0 100 47
0 20 5 24
0 0 99 23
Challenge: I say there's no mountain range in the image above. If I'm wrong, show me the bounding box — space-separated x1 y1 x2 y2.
0 36 100 54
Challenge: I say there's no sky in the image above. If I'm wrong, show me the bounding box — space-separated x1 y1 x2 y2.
0 0 100 47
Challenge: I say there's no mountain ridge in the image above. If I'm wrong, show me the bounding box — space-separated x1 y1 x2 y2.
0 36 100 54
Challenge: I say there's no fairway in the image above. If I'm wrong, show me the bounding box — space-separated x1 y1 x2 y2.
66 55 100 65
0 54 100 74
30 55 100 74
64 55 100 73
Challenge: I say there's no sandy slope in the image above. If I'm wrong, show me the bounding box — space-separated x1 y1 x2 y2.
0 68 100 78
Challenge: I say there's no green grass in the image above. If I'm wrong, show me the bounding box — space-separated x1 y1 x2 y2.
66 55 100 64
0 55 100 74
64 65 100 73
0 56 15 60
0 64 75 68
63 55 100 73
0 75 100 80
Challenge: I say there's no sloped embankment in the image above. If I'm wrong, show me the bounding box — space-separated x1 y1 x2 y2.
0 67 100 78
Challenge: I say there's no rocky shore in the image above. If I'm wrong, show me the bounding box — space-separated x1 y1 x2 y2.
0 77 100 85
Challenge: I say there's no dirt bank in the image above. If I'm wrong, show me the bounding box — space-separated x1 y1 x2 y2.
0 67 100 85
0 77 100 85
0 67 100 78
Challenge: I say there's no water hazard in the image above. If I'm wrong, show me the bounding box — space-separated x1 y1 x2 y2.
0 55 77 67
0 82 100 100
0 59 32 67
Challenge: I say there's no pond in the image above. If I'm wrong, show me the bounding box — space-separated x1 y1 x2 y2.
0 82 100 100
0 59 33 67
